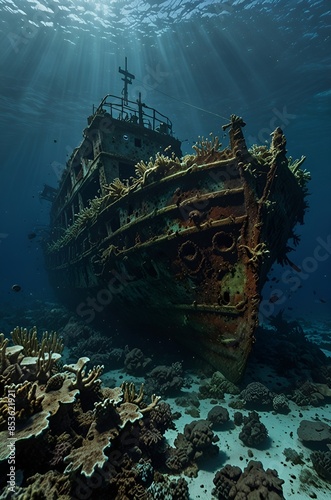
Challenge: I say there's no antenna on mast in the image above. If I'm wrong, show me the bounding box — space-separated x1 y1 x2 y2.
118 57 135 105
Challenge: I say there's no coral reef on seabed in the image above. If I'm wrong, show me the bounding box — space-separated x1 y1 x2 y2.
0 326 191 499
1 311 331 498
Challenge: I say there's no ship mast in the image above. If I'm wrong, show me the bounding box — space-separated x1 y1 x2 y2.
118 57 135 105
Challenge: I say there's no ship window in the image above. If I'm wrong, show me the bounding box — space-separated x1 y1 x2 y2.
134 138 142 147
223 291 230 305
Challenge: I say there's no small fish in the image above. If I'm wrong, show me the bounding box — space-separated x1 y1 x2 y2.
28 232 37 240
54 139 57 143
269 294 280 303
12 284 21 292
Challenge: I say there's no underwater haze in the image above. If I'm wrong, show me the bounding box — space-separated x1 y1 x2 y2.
0 0 330 315
1 1 331 499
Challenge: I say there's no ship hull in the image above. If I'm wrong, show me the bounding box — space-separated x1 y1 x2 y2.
46 120 306 382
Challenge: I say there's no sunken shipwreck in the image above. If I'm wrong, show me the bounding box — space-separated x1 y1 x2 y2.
41 60 310 383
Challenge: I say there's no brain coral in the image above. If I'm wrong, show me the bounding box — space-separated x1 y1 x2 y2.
240 382 273 409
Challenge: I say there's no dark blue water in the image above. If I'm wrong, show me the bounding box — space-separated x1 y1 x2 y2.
0 0 330 318
1 3 331 499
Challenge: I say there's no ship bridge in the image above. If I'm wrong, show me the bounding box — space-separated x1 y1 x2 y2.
48 58 182 236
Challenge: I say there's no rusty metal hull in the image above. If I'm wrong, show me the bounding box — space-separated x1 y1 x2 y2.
46 116 307 383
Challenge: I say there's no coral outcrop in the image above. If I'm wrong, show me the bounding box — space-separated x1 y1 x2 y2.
212 460 285 499
166 419 219 476
240 382 274 410
311 450 331 482
124 347 152 375
239 411 269 448
290 380 331 407
207 405 230 428
297 420 331 449
272 394 290 414
146 362 184 396
199 371 240 399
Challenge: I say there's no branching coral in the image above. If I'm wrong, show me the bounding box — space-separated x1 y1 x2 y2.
0 381 43 430
249 144 273 165
137 421 164 455
63 357 103 391
11 326 39 356
121 381 144 404
13 470 72 499
1 327 63 388
135 152 184 186
141 394 162 414
193 133 222 157
35 349 62 383
104 177 129 201
250 139 310 196
47 196 103 252
288 155 311 188
0 334 9 375
135 158 150 178
12 327 64 356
